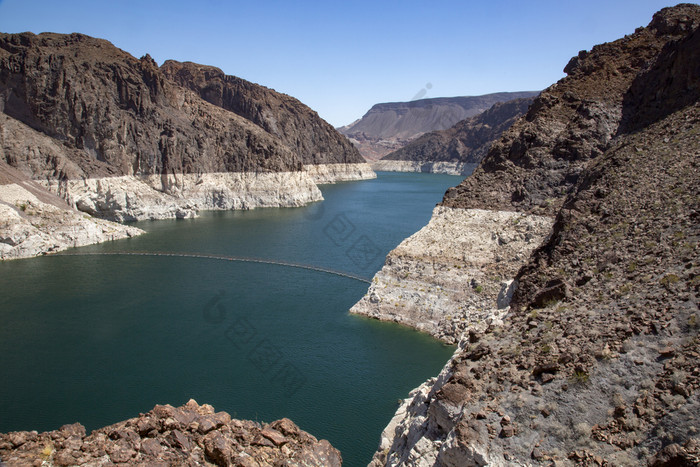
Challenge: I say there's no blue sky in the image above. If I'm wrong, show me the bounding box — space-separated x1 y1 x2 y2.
0 0 684 126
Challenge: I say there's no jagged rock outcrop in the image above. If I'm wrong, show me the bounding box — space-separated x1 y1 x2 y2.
338 92 539 160
0 399 342 466
374 98 535 175
363 4 700 465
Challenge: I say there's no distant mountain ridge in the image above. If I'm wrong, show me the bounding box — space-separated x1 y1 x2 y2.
373 97 535 174
339 91 539 160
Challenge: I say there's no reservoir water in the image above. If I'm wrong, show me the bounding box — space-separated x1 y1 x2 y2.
0 172 462 466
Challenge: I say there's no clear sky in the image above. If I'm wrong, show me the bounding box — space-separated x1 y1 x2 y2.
0 0 686 127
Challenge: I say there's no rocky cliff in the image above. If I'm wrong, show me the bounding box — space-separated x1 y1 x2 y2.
0 400 341 466
338 92 539 160
160 60 364 167
372 97 535 175
0 31 373 258
357 4 700 465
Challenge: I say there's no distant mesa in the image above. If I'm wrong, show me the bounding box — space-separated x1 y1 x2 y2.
338 91 539 160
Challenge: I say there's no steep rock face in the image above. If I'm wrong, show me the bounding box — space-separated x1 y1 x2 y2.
0 32 298 178
339 92 539 160
378 97 535 173
160 60 365 166
0 400 342 466
366 4 700 466
442 4 700 216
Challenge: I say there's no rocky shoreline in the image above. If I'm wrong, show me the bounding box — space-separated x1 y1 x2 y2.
0 182 144 260
303 162 377 183
370 161 476 176
1 163 376 260
350 206 553 344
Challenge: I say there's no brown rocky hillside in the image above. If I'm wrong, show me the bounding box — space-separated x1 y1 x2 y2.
161 60 362 166
380 97 535 164
370 4 700 466
0 32 360 182
339 92 538 160
443 4 700 216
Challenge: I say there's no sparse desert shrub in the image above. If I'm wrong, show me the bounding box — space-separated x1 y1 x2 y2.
660 273 680 287
574 422 591 441
572 369 590 385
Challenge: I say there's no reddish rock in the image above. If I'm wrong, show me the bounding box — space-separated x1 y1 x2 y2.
0 400 341 467
260 428 288 447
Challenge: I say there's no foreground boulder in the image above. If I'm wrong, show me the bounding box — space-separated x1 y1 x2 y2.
0 400 341 466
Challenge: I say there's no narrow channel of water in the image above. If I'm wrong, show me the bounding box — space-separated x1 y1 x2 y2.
0 172 462 466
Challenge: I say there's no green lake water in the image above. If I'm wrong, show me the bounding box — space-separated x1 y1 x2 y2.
0 172 462 466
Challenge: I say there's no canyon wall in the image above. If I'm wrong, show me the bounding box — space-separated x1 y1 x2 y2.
0 31 374 258
339 92 538 160
361 5 700 465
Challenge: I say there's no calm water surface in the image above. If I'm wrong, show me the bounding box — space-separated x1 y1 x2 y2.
0 172 462 466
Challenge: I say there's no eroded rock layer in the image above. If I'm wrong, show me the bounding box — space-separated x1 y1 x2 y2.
39 171 322 222
370 161 477 176
0 179 143 260
350 206 553 344
303 163 377 183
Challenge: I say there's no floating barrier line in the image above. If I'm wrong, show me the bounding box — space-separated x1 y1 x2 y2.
58 251 372 284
